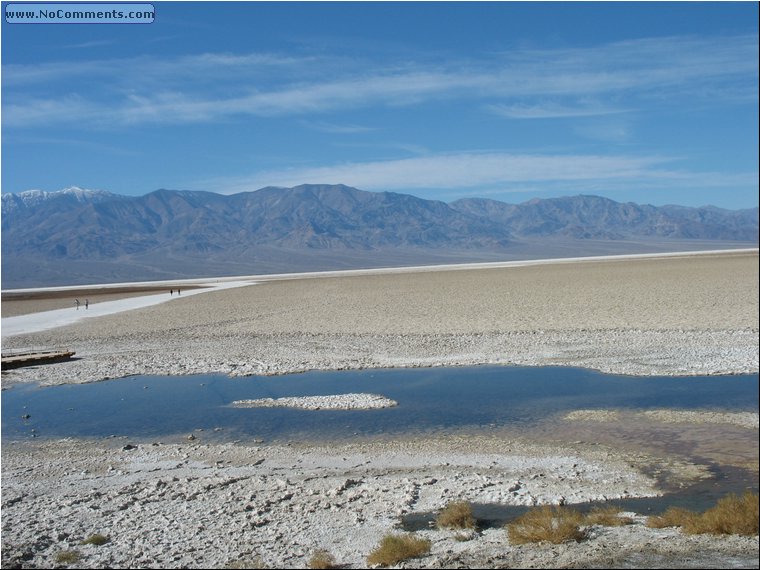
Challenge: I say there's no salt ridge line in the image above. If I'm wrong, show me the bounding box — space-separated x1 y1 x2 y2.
246 247 760 283
0 280 255 339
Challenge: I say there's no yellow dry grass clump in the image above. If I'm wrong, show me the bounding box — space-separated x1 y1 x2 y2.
646 507 699 530
366 533 431 567
506 505 587 545
308 549 337 569
436 500 477 530
80 533 110 546
647 491 758 536
55 550 81 564
583 506 634 527
505 504 634 545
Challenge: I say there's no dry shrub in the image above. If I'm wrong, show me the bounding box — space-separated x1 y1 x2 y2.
55 550 81 564
584 506 633 527
80 533 110 546
436 500 477 530
646 506 698 529
366 533 431 567
685 491 758 535
308 549 337 569
506 505 587 545
647 492 758 536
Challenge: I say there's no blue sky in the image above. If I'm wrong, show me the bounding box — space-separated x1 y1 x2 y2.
2 1 758 209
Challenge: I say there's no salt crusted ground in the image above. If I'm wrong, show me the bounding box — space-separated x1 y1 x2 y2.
3 433 757 569
2 250 758 385
231 393 398 410
1 250 758 568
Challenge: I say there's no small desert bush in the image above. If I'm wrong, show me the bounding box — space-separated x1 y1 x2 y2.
308 549 337 569
646 506 699 529
366 533 431 567
55 550 81 564
649 491 759 535
692 491 758 535
80 533 110 546
436 500 477 530
506 505 587 545
583 506 633 527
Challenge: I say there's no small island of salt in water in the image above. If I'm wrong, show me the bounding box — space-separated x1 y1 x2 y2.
231 393 398 411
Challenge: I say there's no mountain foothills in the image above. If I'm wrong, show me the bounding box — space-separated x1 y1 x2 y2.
2 184 758 288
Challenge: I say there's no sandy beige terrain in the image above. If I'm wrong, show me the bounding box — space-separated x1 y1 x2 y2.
1 250 758 568
2 250 758 384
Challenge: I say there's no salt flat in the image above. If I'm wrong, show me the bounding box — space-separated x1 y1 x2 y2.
1 249 758 569
2 249 757 384
2 431 757 569
1 280 254 337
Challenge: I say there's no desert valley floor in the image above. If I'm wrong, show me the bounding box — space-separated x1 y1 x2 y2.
1 249 758 568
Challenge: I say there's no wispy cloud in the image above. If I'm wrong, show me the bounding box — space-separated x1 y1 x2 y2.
191 151 758 198
573 117 635 143
197 152 669 193
487 102 631 119
3 95 103 127
2 134 139 156
300 120 377 134
63 39 116 50
3 34 756 128
2 51 313 88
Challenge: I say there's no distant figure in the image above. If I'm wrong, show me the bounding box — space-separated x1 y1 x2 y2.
75 299 80 310
170 289 173 296
85 299 89 310
178 288 181 295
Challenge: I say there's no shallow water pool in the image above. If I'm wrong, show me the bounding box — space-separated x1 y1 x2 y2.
3 365 757 443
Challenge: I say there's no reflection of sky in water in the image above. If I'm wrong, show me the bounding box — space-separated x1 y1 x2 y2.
3 366 758 443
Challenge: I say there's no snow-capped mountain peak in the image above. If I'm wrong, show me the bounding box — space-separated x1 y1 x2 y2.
2 186 116 214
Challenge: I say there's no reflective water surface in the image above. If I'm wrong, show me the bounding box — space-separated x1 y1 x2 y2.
4 366 757 517
3 366 757 443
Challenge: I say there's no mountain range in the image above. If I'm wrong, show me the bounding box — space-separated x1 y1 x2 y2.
2 184 758 288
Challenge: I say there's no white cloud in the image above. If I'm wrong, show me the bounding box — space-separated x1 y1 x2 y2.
200 152 671 194
300 121 376 134
189 151 758 199
2 52 311 88
3 95 102 126
487 102 631 119
3 34 756 128
573 117 634 143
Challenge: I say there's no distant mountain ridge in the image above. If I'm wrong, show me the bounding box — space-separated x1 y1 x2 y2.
2 184 511 258
450 195 759 241
2 184 757 288
2 186 116 218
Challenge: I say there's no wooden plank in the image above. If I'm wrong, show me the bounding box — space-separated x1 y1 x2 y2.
1 350 76 369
